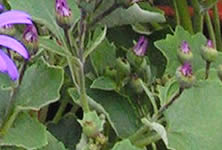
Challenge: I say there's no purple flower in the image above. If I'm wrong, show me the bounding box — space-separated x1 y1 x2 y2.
180 63 192 77
0 10 32 80
133 36 148 56
206 40 214 48
55 0 71 17
180 41 190 53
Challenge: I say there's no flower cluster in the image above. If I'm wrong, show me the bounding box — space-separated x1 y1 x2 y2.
0 4 36 80
176 41 195 88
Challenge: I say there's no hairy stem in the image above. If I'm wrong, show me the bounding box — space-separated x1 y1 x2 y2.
78 9 90 113
133 133 161 147
174 0 193 33
53 98 69 124
205 12 216 48
191 0 203 33
0 107 20 136
152 88 184 121
213 4 222 51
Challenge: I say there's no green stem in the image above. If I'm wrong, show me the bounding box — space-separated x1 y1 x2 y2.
174 0 193 33
0 107 20 135
133 133 161 147
213 4 222 51
205 12 216 48
190 0 203 33
173 0 180 25
53 98 69 123
152 88 184 121
78 9 90 113
205 61 211 80
129 126 149 142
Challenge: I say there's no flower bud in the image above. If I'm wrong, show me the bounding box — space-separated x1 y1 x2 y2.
22 24 38 51
201 40 218 62
116 57 131 77
130 76 144 94
177 41 193 64
217 64 222 81
79 111 104 138
104 66 117 80
55 0 73 29
0 24 16 35
133 36 148 57
176 63 195 89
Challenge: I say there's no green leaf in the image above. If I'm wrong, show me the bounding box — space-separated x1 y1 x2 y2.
87 89 141 138
157 78 179 107
96 3 165 27
0 112 47 149
90 39 116 76
154 26 222 75
9 0 80 42
68 88 141 138
39 132 67 150
141 118 168 147
84 26 107 60
90 76 116 91
0 89 10 126
0 74 14 89
166 81 222 150
111 139 143 150
39 37 67 57
47 114 81 150
14 58 64 111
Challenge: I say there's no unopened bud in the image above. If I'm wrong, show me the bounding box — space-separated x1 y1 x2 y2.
0 24 16 35
201 40 218 62
116 57 131 77
55 0 73 29
177 41 193 64
23 24 38 51
130 76 144 94
176 63 195 89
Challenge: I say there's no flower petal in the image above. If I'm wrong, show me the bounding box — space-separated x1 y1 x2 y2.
0 35 29 59
0 51 7 72
0 10 32 27
0 50 19 80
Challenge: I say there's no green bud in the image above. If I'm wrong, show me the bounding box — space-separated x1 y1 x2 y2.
104 66 117 80
127 51 143 68
79 111 105 138
201 40 218 62
130 76 144 94
116 57 131 77
177 41 193 64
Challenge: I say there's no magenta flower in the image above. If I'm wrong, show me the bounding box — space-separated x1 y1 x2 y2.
55 0 71 17
206 40 214 48
0 10 32 80
180 41 190 53
180 63 192 77
133 36 148 56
